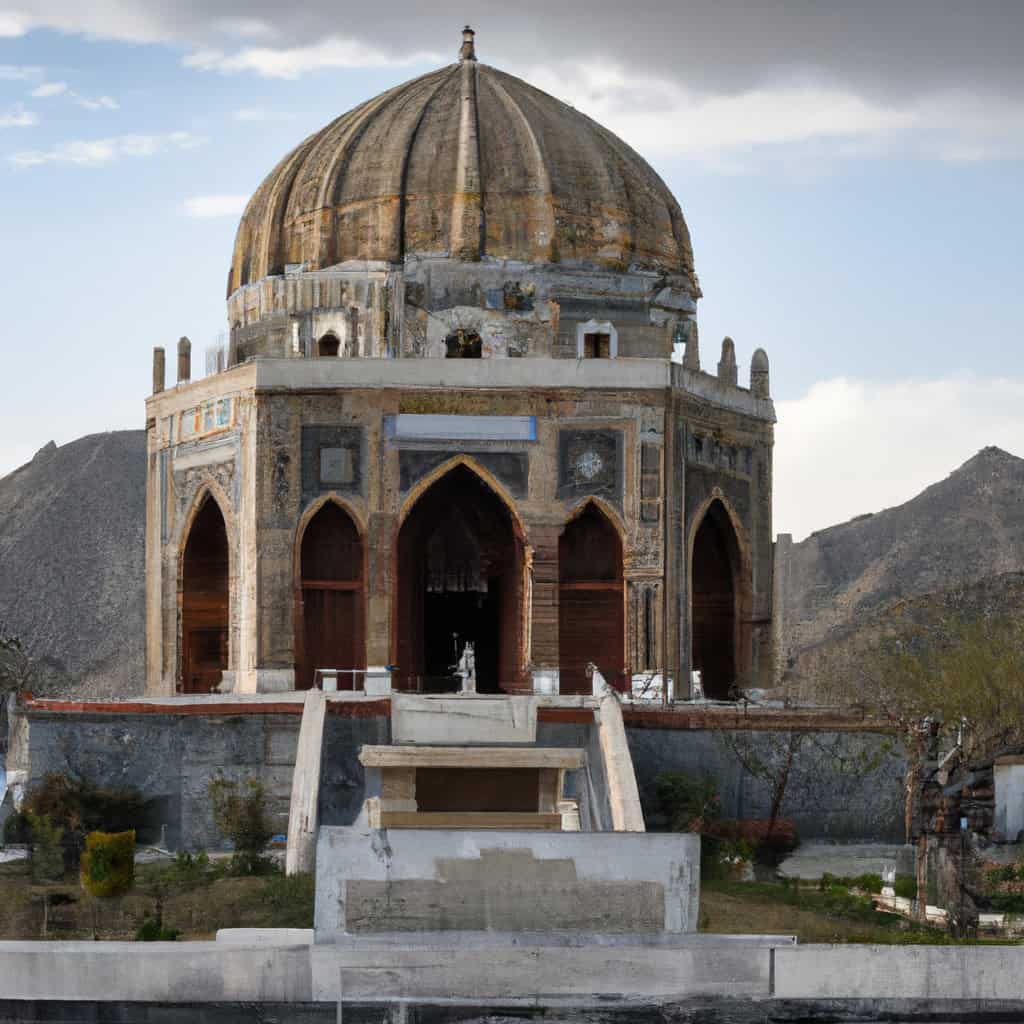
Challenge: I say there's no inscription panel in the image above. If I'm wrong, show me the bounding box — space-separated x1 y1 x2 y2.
301 425 364 503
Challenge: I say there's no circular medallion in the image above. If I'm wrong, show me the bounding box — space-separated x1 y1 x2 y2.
576 450 603 481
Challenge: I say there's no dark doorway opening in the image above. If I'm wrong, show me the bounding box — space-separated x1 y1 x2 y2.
558 503 625 694
318 333 340 357
181 496 229 694
445 330 482 358
296 502 364 690
691 501 739 699
396 465 523 693
583 332 611 358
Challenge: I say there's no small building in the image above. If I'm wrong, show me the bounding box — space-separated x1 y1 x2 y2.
144 28 775 700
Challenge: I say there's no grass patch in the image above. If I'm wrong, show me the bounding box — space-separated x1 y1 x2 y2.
700 878 966 945
0 857 314 940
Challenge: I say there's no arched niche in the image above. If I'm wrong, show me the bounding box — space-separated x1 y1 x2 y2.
295 501 365 690
180 495 229 693
394 464 524 693
690 498 748 699
558 502 625 694
318 333 340 357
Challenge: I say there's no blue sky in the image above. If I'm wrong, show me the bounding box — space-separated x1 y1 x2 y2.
1 4 1022 539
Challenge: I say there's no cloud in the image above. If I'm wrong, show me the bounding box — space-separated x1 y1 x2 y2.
0 64 42 80
9 130 202 167
30 81 67 98
0 10 29 36
211 16 274 38
74 94 119 111
4 3 1024 164
183 36 441 78
26 79 119 111
182 194 248 218
524 62 1024 165
232 107 294 122
0 105 37 128
774 375 1024 541
5 3 1023 100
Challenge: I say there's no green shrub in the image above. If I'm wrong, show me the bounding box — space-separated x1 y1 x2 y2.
80 830 135 898
136 918 180 941
27 811 65 883
654 771 720 832
23 774 146 868
3 809 30 845
894 875 918 900
209 777 273 875
819 871 883 895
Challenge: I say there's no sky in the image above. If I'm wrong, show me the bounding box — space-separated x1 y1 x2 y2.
0 1 1022 540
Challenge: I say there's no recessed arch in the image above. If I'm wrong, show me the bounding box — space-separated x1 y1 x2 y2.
563 494 628 548
687 494 752 699
558 500 626 694
398 455 527 540
179 490 231 693
317 332 340 357
294 498 365 690
393 462 526 693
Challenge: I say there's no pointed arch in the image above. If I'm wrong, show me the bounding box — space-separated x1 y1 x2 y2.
294 497 366 690
393 461 527 692
178 485 233 693
398 454 527 540
687 493 753 700
558 500 626 694
563 494 628 549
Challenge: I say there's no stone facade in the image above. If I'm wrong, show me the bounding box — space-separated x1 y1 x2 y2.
143 35 776 700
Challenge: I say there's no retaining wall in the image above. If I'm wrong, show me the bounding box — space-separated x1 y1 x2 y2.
627 726 906 841
2 940 1024 1005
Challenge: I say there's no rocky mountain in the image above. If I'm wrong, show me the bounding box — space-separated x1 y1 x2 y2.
0 432 146 697
775 446 1024 693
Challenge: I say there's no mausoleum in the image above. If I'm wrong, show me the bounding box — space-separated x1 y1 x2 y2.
144 26 776 700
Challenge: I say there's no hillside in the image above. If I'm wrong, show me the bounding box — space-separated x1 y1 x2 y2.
775 446 1024 691
0 432 146 697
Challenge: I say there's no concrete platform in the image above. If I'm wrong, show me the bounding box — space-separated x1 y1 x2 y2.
777 841 914 880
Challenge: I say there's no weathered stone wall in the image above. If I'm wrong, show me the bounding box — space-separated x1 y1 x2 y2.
12 709 309 851
626 725 906 842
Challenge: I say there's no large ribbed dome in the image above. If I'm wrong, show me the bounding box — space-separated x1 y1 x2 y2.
228 36 696 298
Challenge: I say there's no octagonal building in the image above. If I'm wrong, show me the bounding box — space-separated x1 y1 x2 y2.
144 29 775 699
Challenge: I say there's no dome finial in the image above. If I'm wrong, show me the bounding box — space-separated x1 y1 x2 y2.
459 25 476 62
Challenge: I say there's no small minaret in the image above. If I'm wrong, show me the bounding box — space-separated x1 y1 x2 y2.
459 25 477 62
152 347 165 395
750 348 770 398
717 336 737 387
177 336 192 385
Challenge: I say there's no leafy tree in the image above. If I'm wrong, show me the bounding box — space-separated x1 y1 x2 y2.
26 811 64 883
208 776 274 874
828 606 1024 925
21 773 146 869
716 728 889 853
